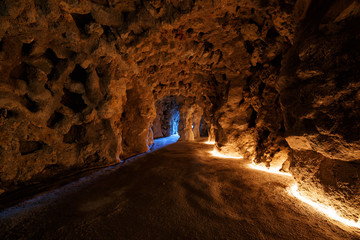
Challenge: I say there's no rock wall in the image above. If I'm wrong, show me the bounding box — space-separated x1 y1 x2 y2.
0 0 226 189
0 0 129 185
178 100 195 141
192 104 202 139
119 84 156 159
279 0 360 220
212 1 295 164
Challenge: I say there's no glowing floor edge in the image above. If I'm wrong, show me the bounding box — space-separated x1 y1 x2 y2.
290 184 360 229
249 163 360 228
209 149 243 159
207 142 360 229
249 163 292 176
249 162 360 229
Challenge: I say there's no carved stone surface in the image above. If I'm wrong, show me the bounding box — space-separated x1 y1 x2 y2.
0 0 360 221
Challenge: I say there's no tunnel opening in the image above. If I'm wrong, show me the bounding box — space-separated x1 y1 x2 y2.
152 96 179 139
149 96 180 152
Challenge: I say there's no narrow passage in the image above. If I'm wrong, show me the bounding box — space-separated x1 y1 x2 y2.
1 139 359 240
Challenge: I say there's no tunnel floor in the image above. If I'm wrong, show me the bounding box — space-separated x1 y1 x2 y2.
1 138 360 240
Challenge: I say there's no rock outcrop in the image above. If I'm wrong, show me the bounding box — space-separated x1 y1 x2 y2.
280 0 360 221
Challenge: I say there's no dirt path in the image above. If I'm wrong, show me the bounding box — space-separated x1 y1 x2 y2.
1 139 360 240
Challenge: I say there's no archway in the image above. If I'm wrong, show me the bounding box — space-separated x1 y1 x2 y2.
152 96 180 139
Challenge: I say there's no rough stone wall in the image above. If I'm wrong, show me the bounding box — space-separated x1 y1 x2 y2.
0 0 229 189
120 84 156 159
1 0 360 222
0 0 130 185
178 101 195 141
279 0 360 220
212 1 295 163
192 104 202 139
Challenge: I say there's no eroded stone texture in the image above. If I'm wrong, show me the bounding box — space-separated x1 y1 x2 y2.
280 0 360 220
0 0 296 186
192 104 202 139
291 150 360 221
178 101 195 141
0 0 231 188
120 84 156 159
213 8 294 162
1 0 360 222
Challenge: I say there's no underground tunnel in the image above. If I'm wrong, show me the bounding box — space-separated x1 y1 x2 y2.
1 0 360 239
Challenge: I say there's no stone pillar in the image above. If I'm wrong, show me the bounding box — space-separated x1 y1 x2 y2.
192 105 202 139
152 102 164 139
178 104 195 141
208 124 216 142
120 85 156 159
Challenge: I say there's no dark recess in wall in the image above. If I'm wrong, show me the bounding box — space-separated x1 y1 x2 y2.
44 48 60 66
60 89 87 113
21 41 35 56
22 94 39 113
63 125 86 144
10 63 29 84
19 141 43 155
71 13 94 35
244 41 254 54
70 64 87 86
47 111 64 129
248 107 257 128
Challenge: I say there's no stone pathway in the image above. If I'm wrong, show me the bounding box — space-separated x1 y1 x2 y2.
1 139 359 240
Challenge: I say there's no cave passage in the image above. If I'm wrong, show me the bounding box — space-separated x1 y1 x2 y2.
0 139 358 240
1 0 360 239
152 97 180 139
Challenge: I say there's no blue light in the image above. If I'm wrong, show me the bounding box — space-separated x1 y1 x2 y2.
170 109 179 135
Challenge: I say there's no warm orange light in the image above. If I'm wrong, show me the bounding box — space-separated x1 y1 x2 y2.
249 161 360 228
249 163 292 176
204 141 215 145
209 149 243 159
290 184 360 229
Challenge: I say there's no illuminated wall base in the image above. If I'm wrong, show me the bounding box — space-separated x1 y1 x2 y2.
249 163 292 176
249 162 360 229
290 184 360 229
209 149 243 159
208 148 360 229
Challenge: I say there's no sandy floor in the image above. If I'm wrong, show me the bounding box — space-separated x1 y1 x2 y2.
1 138 360 240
